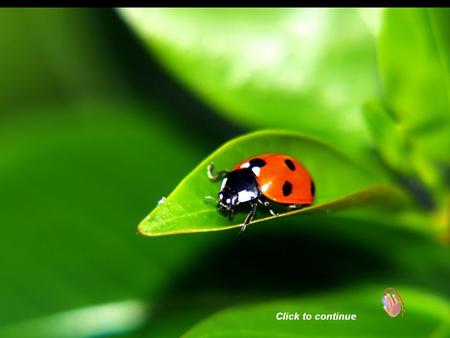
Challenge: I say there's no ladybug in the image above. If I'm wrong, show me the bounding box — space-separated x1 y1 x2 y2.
207 153 315 233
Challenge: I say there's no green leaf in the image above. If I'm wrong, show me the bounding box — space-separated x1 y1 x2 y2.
378 9 449 141
138 130 405 236
376 9 450 196
0 9 128 112
363 101 413 175
0 300 148 338
0 101 214 329
183 285 450 338
120 8 379 163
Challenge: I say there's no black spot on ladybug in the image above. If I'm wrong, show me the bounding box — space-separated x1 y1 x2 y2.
311 180 315 196
249 158 266 168
284 159 296 171
282 181 293 196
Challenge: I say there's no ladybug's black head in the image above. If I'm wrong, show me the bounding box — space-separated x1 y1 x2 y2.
218 186 239 213
217 169 260 217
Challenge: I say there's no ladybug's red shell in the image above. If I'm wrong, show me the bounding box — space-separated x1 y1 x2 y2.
232 153 314 205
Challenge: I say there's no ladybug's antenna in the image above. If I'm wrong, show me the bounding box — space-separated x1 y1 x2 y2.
207 162 228 181
204 196 217 205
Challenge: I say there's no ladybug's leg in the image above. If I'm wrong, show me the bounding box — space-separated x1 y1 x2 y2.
268 207 278 217
259 198 279 217
227 207 234 220
239 202 258 234
207 162 228 181
289 204 304 210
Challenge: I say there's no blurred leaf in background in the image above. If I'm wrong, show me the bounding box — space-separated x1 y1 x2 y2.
183 285 450 338
0 8 230 338
0 8 130 112
120 8 381 165
378 9 450 163
375 8 450 203
0 102 208 326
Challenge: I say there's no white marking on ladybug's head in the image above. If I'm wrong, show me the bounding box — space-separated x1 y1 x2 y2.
240 162 250 169
251 167 261 176
226 198 231 204
220 177 228 190
261 182 271 193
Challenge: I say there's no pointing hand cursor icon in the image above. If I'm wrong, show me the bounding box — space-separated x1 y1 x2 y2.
382 287 405 319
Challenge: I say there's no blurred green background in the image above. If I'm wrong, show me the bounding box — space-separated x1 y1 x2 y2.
0 8 448 338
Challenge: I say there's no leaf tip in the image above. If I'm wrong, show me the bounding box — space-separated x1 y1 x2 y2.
136 218 151 237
